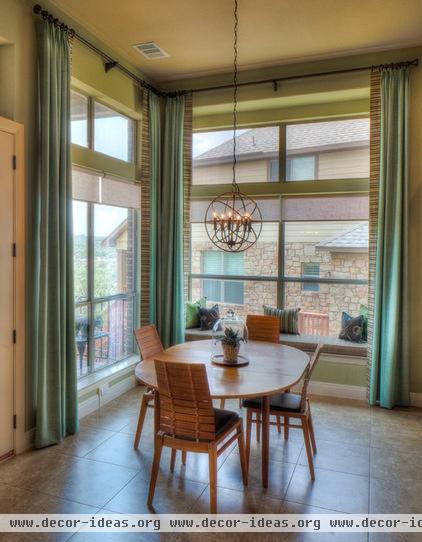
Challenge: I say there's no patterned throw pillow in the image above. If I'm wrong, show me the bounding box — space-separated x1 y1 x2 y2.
263 305 300 335
339 313 365 343
198 305 220 331
359 304 369 342
185 298 206 329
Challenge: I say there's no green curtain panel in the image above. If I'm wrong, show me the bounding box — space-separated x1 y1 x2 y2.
370 67 410 408
148 92 161 325
150 94 186 348
31 20 78 447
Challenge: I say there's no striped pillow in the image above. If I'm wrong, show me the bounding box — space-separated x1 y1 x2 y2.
263 305 301 335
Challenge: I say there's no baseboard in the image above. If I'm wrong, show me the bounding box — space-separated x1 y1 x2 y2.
78 373 137 419
410 392 422 408
308 380 367 401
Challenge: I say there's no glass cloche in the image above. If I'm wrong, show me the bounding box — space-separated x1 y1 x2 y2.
212 309 248 365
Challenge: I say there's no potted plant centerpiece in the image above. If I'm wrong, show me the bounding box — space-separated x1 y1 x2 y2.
221 327 244 364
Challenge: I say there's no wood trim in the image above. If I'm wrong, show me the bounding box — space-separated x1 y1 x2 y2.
0 117 25 453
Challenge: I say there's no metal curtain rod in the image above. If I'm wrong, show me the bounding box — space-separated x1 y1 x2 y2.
33 4 419 98
33 4 162 96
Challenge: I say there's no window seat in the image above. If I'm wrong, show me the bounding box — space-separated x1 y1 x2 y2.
184 328 367 358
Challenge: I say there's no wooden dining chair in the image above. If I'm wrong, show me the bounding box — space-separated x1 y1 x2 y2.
148 360 248 513
219 315 280 411
223 314 281 434
245 314 280 343
243 343 323 480
133 325 163 450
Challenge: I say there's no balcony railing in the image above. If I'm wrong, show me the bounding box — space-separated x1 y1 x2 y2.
298 311 329 336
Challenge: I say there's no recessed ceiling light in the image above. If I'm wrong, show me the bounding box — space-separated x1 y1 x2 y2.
133 42 169 59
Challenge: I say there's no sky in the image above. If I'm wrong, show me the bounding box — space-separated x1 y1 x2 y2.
192 129 247 158
73 200 128 237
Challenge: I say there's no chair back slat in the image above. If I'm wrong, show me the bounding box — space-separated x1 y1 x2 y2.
300 343 323 412
155 360 216 441
246 314 280 343
134 325 163 360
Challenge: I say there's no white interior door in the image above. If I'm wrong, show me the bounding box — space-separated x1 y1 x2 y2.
0 128 15 459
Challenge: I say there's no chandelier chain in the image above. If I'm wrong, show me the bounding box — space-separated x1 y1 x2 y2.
232 0 238 191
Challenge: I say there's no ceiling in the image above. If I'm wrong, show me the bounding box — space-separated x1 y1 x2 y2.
51 0 422 82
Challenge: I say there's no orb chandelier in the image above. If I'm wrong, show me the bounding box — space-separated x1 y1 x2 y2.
204 0 262 253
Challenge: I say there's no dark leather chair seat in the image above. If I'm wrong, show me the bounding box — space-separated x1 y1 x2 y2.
214 408 239 435
242 393 302 413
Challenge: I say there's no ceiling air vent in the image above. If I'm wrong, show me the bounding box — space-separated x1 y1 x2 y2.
133 42 168 59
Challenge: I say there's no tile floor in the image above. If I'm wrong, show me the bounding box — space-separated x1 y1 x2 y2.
0 386 421 541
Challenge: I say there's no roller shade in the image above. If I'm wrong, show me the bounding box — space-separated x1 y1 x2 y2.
72 167 141 209
281 195 368 221
191 195 367 222
190 197 281 222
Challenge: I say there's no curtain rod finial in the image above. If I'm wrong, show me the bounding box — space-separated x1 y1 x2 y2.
33 4 42 14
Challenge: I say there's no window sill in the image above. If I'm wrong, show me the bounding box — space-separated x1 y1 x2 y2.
77 355 139 392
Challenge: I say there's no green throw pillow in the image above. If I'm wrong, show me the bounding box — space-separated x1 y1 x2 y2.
185 298 206 329
263 305 301 335
359 304 369 342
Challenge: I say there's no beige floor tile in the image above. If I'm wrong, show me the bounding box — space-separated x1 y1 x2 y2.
298 439 370 476
80 406 139 432
370 477 422 514
370 447 422 482
105 472 207 514
191 485 283 514
85 431 166 476
216 453 295 500
279 500 367 541
369 533 422 542
0 448 138 508
233 431 304 465
285 465 369 513
53 427 116 458
312 419 370 448
0 482 97 542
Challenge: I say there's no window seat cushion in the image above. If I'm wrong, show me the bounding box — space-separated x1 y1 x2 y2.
184 328 367 358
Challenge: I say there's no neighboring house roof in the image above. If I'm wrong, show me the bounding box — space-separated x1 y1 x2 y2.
316 222 368 253
194 119 369 165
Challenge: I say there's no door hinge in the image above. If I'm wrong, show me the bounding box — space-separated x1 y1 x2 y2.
12 329 16 344
12 243 16 257
12 155 16 170
13 415 16 429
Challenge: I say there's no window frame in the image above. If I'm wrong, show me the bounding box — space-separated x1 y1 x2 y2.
71 89 137 164
74 200 139 379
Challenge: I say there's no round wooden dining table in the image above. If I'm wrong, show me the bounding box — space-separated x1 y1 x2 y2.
135 339 309 488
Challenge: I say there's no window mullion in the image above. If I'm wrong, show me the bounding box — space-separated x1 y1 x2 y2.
87 202 95 373
88 97 94 151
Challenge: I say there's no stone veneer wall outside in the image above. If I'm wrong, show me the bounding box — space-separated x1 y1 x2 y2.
191 239 368 336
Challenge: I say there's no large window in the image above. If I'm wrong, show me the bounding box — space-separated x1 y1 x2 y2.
190 195 369 338
71 90 136 163
72 168 140 378
192 118 369 185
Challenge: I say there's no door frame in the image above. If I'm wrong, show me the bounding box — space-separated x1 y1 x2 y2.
0 117 26 455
